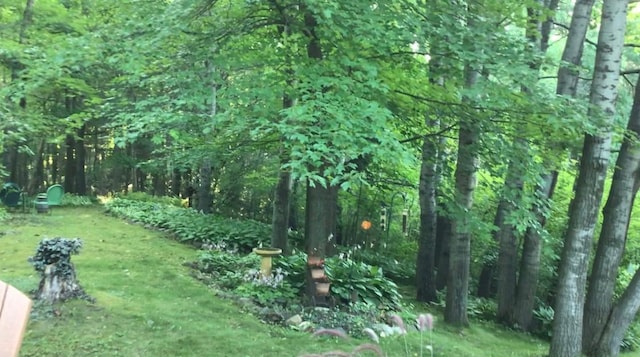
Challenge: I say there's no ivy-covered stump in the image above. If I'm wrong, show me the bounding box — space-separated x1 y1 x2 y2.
28 237 92 303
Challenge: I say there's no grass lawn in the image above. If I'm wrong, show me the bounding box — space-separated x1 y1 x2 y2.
1 205 554 356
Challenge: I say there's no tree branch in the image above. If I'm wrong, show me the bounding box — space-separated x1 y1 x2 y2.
555 21 640 49
398 123 458 143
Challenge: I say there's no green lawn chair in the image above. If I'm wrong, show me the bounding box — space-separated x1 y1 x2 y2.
46 184 64 206
33 184 64 214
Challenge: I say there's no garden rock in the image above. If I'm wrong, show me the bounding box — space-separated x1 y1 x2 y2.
285 314 302 326
298 321 314 332
371 323 404 337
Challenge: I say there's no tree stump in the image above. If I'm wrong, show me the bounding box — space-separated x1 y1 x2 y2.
29 238 92 304
35 264 86 303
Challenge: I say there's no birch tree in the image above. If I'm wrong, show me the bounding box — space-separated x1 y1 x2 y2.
549 1 629 355
585 68 640 357
512 0 595 331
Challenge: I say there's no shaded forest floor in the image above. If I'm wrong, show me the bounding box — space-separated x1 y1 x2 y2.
0 205 609 356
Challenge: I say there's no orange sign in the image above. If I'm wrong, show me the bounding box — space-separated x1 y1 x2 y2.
361 220 372 230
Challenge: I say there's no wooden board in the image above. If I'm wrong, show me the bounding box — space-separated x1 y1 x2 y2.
0 281 32 357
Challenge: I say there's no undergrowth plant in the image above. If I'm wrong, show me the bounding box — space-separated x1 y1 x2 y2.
235 268 299 306
302 302 382 337
104 198 276 252
60 194 95 206
0 206 8 221
114 192 183 207
325 254 402 310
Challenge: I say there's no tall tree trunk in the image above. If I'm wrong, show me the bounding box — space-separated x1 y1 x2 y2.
64 134 76 194
90 126 100 192
591 263 640 357
495 153 524 322
496 0 554 323
476 199 504 298
513 171 557 330
549 1 628 356
271 17 294 253
416 116 439 303
197 159 212 213
75 124 87 196
272 165 292 252
435 214 452 291
136 168 145 192
196 56 219 214
416 50 445 303
556 0 597 97
445 62 480 326
301 6 340 299
513 0 589 332
584 68 640 356
28 139 46 193
50 145 58 184
172 168 182 197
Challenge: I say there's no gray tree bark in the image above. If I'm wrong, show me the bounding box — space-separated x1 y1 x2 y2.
445 63 480 326
271 14 294 253
75 123 87 196
549 1 629 356
513 172 557 330
271 164 292 252
416 48 445 303
592 262 640 357
301 6 339 299
556 0 597 97
416 115 439 303
197 59 218 214
64 133 76 193
584 70 640 357
513 0 588 331
495 145 524 322
500 0 558 328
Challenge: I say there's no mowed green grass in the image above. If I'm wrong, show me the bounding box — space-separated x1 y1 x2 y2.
0 205 554 356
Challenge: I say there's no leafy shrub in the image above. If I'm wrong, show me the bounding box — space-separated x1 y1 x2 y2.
350 249 415 282
616 263 638 299
276 251 403 310
0 207 9 221
196 249 259 274
273 252 307 292
235 269 299 306
325 255 402 310
104 198 275 252
61 194 95 206
533 303 554 339
194 249 259 288
622 320 640 352
116 192 183 207
466 296 497 321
